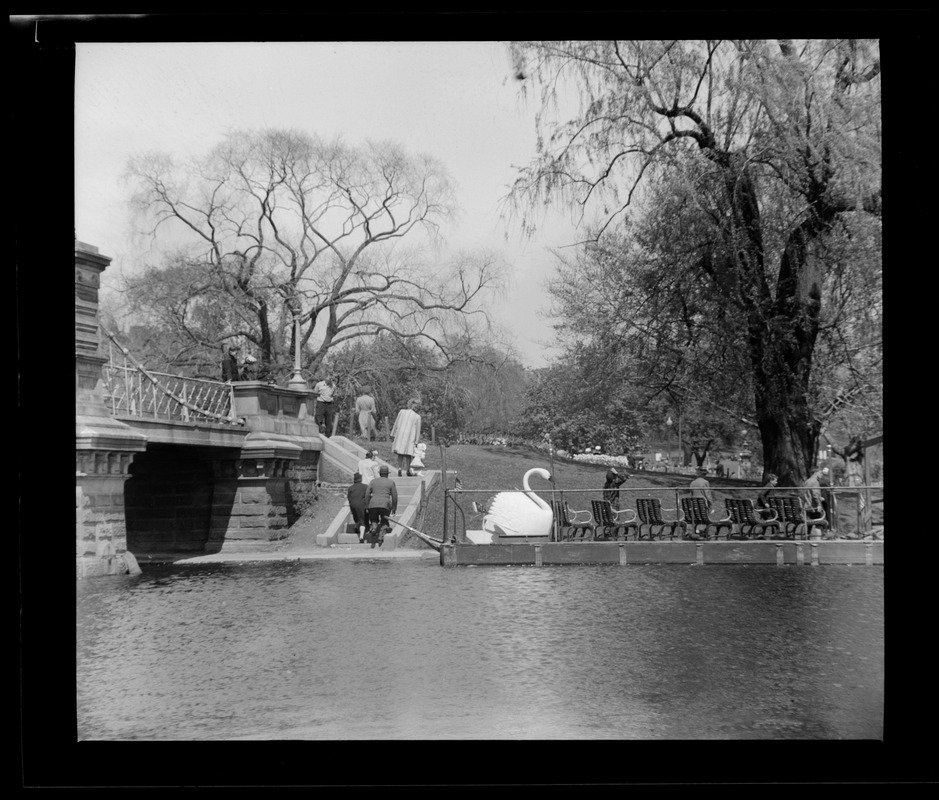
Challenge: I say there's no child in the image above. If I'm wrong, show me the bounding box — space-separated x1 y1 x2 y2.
411 442 427 474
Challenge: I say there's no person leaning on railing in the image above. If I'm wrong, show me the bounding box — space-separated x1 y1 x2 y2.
241 354 258 380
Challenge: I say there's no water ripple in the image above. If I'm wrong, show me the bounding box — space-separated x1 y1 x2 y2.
77 562 883 740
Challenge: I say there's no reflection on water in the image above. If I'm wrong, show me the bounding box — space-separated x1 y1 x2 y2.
77 562 883 740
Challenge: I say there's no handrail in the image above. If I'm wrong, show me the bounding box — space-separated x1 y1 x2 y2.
100 323 242 425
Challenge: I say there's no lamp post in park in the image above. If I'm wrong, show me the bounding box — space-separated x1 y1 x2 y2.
740 427 750 479
677 412 682 468
666 416 673 470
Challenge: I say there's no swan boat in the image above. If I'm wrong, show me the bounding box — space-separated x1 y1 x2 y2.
463 467 555 545
387 468 555 550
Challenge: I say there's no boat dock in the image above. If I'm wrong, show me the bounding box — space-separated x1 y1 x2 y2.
439 539 884 567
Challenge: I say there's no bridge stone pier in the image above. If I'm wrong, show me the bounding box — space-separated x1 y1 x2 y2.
75 241 325 577
76 242 147 578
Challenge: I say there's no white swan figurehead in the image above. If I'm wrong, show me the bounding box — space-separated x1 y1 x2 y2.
482 467 554 539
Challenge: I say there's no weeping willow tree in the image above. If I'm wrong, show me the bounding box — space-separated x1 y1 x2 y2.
509 39 882 484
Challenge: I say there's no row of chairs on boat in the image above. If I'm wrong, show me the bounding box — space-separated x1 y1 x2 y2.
552 496 830 542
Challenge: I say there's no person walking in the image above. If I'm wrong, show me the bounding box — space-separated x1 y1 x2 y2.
313 374 338 437
411 442 427 474
365 464 398 548
390 398 422 476
347 473 369 543
801 467 829 514
354 387 379 441
690 467 714 511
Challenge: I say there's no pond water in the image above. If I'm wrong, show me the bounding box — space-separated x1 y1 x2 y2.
77 560 883 741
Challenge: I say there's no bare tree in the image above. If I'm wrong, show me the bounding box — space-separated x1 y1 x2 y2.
123 129 505 378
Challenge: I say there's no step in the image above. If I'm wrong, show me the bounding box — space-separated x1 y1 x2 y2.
330 539 398 552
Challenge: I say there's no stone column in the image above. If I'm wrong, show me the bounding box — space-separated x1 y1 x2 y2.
208 434 303 552
75 241 148 578
76 451 140 578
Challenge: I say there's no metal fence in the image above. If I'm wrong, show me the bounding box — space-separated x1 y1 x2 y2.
101 331 239 425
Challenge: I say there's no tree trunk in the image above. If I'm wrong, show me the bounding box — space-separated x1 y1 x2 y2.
755 391 817 488
748 223 825 487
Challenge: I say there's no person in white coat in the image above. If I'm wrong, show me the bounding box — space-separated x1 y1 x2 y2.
390 398 422 476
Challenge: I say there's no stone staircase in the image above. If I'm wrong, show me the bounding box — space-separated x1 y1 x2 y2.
316 434 393 477
313 436 439 548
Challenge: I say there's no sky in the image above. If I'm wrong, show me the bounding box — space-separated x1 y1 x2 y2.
75 41 583 368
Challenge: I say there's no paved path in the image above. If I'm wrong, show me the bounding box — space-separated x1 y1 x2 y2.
175 544 440 565
174 517 439 565
145 507 440 566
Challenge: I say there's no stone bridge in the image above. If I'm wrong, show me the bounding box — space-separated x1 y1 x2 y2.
75 242 435 578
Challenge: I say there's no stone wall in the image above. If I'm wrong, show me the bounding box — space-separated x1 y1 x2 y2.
286 450 320 526
207 456 294 551
76 451 140 578
314 454 350 486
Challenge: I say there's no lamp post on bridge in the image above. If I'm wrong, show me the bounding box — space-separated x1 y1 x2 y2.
287 315 308 390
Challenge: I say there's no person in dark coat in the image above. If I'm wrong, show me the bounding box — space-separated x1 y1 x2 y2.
347 473 369 543
365 465 398 548
221 345 241 382
603 468 627 509
756 472 778 519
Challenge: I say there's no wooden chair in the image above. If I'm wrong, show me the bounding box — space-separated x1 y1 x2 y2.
635 498 684 540
551 499 595 541
767 496 829 539
724 498 781 539
590 499 638 541
680 497 734 540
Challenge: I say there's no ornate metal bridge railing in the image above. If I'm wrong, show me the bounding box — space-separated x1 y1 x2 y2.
101 326 241 425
